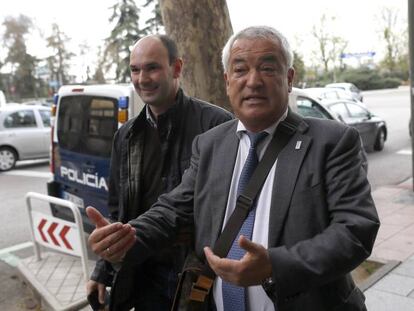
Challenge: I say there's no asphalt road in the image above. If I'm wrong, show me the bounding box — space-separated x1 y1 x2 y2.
0 160 50 250
363 86 412 190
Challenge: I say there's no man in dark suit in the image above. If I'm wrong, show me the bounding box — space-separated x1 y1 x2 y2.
87 26 379 310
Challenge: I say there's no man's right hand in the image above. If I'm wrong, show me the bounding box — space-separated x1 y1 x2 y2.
86 206 136 263
86 280 107 310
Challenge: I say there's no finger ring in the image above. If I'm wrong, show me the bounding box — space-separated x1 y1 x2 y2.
106 247 110 255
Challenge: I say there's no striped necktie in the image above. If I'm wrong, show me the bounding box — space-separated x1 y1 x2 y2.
222 131 268 311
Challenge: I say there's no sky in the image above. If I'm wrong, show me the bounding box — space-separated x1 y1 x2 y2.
226 0 408 67
0 0 408 80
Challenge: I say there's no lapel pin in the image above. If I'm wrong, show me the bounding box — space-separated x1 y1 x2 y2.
295 141 302 150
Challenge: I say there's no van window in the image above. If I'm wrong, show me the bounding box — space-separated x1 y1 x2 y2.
57 95 117 157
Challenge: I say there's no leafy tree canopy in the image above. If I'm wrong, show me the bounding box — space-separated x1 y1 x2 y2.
103 0 144 82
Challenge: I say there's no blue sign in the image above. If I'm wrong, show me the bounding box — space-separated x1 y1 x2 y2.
341 51 376 59
49 80 60 88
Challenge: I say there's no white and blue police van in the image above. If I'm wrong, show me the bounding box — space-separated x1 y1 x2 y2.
47 84 144 232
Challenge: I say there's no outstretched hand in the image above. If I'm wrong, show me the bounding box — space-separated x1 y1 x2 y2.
86 206 136 263
87 206 110 228
204 235 272 287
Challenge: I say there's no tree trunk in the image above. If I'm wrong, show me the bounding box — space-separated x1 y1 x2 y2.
159 0 233 111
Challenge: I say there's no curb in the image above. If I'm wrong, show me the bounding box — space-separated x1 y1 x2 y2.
359 260 401 292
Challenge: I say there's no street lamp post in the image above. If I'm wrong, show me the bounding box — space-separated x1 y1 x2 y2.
409 0 414 191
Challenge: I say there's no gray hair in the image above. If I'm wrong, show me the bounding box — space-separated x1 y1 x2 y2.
221 26 294 72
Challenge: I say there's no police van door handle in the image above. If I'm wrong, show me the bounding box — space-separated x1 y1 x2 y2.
82 163 96 176
83 162 96 170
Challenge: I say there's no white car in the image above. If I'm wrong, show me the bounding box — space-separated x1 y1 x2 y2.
325 82 363 102
289 88 339 121
304 87 356 102
0 104 51 171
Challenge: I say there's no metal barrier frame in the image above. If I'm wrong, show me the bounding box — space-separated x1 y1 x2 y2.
25 191 90 283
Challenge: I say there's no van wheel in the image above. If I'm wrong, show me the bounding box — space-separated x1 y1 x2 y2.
374 128 385 151
0 147 17 171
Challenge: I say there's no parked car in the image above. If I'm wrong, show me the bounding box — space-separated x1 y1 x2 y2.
289 88 369 169
323 100 387 151
304 87 357 103
0 104 51 171
289 88 339 121
23 100 53 107
325 82 363 102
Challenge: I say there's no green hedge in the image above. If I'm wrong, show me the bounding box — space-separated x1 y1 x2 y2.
339 68 402 90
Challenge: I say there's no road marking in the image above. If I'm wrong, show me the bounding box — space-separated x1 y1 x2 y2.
0 241 33 255
2 170 52 178
0 241 33 267
0 252 21 267
397 149 412 155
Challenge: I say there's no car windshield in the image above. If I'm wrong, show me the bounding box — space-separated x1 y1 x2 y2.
347 103 368 118
296 96 333 119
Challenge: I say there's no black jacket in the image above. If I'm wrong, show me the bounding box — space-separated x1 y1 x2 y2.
91 88 233 310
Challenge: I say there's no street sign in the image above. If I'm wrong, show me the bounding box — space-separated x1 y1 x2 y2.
32 211 82 256
341 51 376 59
48 80 59 88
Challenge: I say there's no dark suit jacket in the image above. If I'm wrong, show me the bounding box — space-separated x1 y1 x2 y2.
127 111 380 311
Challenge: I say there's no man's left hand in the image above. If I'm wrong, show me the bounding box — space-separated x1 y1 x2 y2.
204 235 272 287
86 206 136 263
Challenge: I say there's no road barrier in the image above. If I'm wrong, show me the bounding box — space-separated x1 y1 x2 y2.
17 192 94 311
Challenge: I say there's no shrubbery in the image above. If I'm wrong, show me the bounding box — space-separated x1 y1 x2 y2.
340 67 402 90
303 67 404 90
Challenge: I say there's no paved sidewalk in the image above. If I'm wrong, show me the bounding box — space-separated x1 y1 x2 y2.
0 259 39 311
365 178 414 310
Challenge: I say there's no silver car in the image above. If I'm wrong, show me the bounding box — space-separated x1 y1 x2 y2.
325 82 364 102
0 104 51 171
289 88 340 121
304 87 357 103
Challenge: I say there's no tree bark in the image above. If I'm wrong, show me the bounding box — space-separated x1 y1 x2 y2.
159 0 233 111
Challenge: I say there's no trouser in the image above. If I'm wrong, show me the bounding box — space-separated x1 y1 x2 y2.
133 260 179 311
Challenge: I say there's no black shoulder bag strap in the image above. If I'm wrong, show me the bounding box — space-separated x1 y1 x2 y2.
187 111 302 305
